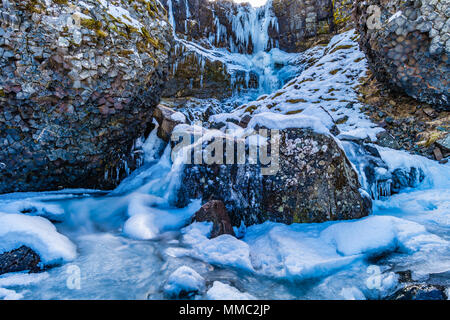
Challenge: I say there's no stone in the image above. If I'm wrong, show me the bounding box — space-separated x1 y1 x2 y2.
193 200 235 238
176 127 371 226
436 134 450 152
0 246 41 275
153 104 187 143
433 147 443 161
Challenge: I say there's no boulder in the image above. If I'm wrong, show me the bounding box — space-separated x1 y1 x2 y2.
176 127 371 226
0 0 172 193
153 104 187 142
0 246 41 275
354 0 449 108
192 200 235 238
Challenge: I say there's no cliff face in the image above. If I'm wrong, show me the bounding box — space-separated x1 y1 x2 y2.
0 0 173 193
162 0 336 54
160 0 340 101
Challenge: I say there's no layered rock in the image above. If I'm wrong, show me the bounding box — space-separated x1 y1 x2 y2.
176 125 371 226
0 0 172 193
354 0 450 108
270 0 336 51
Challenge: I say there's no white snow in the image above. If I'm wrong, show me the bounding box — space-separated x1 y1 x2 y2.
246 112 331 134
0 288 23 300
163 266 205 297
0 213 76 265
174 216 447 281
206 281 256 300
178 222 254 271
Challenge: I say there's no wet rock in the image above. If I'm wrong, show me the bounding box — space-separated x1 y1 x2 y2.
192 200 235 238
0 246 41 275
388 284 447 300
153 104 187 143
354 0 449 108
176 127 371 226
376 131 401 150
436 134 450 152
0 0 173 193
433 147 443 161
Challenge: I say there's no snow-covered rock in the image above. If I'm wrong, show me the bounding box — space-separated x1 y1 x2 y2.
163 266 206 299
206 281 255 300
0 213 76 266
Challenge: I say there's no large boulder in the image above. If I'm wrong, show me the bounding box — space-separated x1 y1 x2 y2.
0 0 172 193
354 0 449 108
175 124 371 226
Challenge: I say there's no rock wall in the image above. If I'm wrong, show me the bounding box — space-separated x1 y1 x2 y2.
354 0 449 108
162 0 337 54
0 0 172 193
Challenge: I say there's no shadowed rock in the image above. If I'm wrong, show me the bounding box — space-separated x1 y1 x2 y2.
0 246 41 275
193 200 236 238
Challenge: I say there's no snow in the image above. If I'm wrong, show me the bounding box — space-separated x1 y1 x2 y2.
178 222 254 271
0 272 50 287
206 281 256 300
163 266 205 297
0 213 76 265
173 216 447 282
123 195 200 240
246 112 331 134
0 200 65 221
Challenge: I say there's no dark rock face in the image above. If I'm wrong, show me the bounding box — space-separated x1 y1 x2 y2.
0 246 41 275
388 284 448 300
161 48 259 99
354 0 449 108
192 200 235 238
0 0 172 193
177 128 371 226
153 104 186 142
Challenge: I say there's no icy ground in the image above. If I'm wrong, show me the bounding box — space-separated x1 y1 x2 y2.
0 30 449 300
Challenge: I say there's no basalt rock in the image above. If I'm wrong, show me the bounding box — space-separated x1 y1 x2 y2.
0 0 172 193
176 127 371 226
354 0 450 108
0 246 41 275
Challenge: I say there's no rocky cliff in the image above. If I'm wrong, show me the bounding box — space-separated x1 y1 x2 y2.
0 0 172 193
